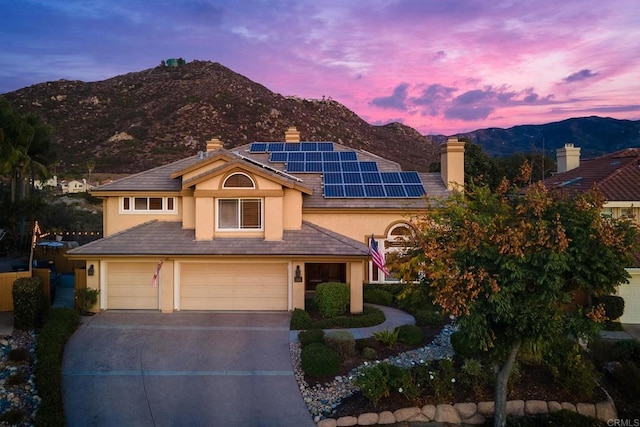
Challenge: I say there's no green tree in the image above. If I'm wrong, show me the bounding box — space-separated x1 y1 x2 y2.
391 168 637 427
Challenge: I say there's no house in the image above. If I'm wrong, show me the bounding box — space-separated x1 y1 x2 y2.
67 127 464 313
61 178 90 194
547 144 640 324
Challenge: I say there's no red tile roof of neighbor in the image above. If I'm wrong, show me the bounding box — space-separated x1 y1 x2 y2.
546 148 640 201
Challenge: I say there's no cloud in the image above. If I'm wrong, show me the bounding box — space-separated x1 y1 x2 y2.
371 83 409 110
563 69 599 83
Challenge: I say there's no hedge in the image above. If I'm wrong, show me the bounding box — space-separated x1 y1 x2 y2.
316 282 350 318
12 277 48 330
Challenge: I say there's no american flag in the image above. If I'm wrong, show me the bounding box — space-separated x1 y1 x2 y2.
369 234 390 276
151 259 164 287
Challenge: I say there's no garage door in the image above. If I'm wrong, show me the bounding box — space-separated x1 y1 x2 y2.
619 279 640 324
180 263 288 310
107 262 159 309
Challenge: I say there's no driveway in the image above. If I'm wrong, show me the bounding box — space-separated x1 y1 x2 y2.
62 311 315 427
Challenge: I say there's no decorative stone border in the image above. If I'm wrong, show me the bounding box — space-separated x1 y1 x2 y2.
316 399 618 426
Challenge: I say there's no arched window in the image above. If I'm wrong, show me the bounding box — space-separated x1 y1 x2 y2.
223 173 255 188
369 223 411 283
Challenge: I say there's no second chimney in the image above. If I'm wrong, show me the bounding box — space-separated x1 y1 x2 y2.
556 143 581 173
440 137 465 192
206 137 224 152
285 126 300 142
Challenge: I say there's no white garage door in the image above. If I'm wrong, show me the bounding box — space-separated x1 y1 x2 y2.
180 262 288 310
107 262 159 310
619 278 640 324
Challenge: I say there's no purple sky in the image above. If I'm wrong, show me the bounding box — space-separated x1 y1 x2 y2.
1 0 639 135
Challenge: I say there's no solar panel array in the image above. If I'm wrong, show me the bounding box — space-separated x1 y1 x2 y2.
248 142 426 199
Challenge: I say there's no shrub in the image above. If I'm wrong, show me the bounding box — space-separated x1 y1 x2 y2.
611 339 640 362
396 324 424 346
373 328 399 348
34 308 80 426
12 277 48 330
593 295 625 320
300 343 341 377
432 358 456 402
313 305 385 329
290 308 312 330
362 347 378 360
547 343 600 400
354 363 407 407
7 347 30 362
298 328 325 347
450 330 481 358
316 282 350 318
363 287 393 306
460 358 490 399
413 310 446 328
325 331 356 359
76 287 100 313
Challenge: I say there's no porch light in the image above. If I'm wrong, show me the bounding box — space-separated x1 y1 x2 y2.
294 265 302 282
88 264 94 276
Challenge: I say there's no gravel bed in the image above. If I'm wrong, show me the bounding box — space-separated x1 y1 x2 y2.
0 330 39 426
292 323 457 422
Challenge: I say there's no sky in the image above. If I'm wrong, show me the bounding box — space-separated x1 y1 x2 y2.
1 0 639 136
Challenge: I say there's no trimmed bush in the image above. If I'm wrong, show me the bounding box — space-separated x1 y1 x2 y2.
316 282 350 318
34 308 80 426
414 310 446 328
313 305 385 329
354 362 408 407
593 295 625 320
396 324 424 346
290 308 313 330
300 343 340 377
298 328 325 347
363 287 393 306
12 277 48 330
325 330 356 359
362 347 378 360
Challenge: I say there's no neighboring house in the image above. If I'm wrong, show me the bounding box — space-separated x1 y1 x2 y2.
33 175 58 190
67 127 465 313
546 144 640 324
62 179 90 194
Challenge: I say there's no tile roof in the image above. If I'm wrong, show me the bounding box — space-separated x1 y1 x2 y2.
545 148 640 201
66 221 370 257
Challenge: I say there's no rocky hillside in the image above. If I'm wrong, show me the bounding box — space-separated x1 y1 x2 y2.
2 60 440 175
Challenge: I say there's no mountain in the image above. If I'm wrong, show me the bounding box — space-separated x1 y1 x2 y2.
1 60 439 175
455 116 640 158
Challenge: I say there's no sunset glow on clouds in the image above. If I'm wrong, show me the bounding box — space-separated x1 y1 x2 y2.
1 0 639 135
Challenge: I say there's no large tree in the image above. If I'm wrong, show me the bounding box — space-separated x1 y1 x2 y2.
391 167 637 427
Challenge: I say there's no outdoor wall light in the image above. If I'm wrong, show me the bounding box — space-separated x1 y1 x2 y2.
88 264 94 276
294 265 302 282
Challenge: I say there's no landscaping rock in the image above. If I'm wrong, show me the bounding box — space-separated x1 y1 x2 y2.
421 404 436 420
393 407 420 422
463 413 486 425
377 411 396 424
525 400 548 415
356 412 378 425
547 401 562 413
595 400 617 422
506 400 525 417
434 404 461 424
478 401 495 415
336 415 357 426
561 402 577 412
317 419 337 427
454 402 477 419
576 403 596 418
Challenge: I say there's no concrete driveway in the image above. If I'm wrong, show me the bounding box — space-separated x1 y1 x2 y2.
62 311 315 427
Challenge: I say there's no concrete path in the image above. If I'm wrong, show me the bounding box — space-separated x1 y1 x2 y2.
62 311 315 427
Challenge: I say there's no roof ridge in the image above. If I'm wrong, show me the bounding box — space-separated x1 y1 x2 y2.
66 220 159 254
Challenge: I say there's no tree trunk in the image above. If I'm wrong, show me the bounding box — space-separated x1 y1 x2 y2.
493 341 521 427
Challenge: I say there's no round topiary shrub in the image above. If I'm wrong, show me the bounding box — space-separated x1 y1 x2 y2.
316 282 350 318
290 308 313 330
301 343 341 377
298 328 325 347
593 295 625 320
396 324 424 346
363 288 393 306
325 330 356 359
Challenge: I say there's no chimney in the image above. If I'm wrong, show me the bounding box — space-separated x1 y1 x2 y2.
556 143 580 173
285 126 300 142
206 137 224 152
440 137 465 192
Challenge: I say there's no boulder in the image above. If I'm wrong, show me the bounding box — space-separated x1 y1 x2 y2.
454 402 477 419
595 401 618 422
576 403 596 418
377 411 396 425
421 404 436 420
525 400 548 415
393 407 420 422
434 404 462 424
316 419 336 427
335 416 357 426
506 400 525 417
356 413 378 426
547 401 562 413
477 401 495 415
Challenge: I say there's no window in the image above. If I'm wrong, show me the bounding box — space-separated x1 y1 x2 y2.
218 199 262 230
121 197 176 213
223 173 255 188
370 224 411 283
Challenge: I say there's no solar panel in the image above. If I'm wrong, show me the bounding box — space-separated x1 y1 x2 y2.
305 152 322 161
301 142 317 151
285 142 301 151
289 152 305 162
305 162 323 172
249 142 267 152
268 143 285 152
342 162 360 171
381 172 402 183
269 152 288 162
343 172 362 184
360 162 379 172
362 172 382 183
323 162 341 172
318 142 334 151
323 152 340 161
324 173 343 184
324 185 344 197
286 162 305 172
385 184 406 197
400 171 422 183
340 151 357 161
405 184 426 197
365 185 386 197
344 185 365 197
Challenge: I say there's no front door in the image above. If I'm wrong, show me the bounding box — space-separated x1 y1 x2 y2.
305 263 346 292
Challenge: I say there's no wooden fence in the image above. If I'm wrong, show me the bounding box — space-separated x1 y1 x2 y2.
0 271 31 311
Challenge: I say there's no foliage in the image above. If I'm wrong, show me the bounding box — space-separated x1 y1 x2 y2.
363 287 393 306
413 309 446 328
592 295 625 320
431 358 456 402
353 362 407 407
75 287 100 313
300 343 341 377
311 305 385 329
460 358 491 399
297 328 325 347
316 282 350 318
372 328 399 348
388 175 637 427
546 339 600 400
12 277 48 330
290 308 313 330
395 324 424 346
34 308 80 427
324 330 356 359
361 347 378 360
450 330 482 358
611 360 640 397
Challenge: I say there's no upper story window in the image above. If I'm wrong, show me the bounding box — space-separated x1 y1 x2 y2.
217 198 262 230
121 197 176 213
370 223 411 283
223 173 255 188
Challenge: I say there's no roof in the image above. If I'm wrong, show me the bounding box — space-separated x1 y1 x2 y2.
546 148 640 201
66 220 370 257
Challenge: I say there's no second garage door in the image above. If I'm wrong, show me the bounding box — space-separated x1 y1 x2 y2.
107 262 159 309
180 262 288 310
